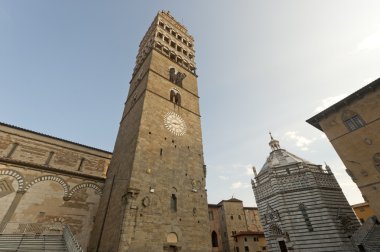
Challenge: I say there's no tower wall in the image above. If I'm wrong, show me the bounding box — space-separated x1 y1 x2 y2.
89 11 211 252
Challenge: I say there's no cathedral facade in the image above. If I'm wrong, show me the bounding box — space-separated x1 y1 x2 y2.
252 135 359 252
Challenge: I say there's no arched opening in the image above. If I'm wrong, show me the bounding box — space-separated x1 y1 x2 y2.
211 231 218 247
167 232 178 243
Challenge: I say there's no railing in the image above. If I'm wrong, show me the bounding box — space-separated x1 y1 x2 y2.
63 224 83 252
3 222 63 235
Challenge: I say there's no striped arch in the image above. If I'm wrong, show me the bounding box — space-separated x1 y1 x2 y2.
25 175 69 197
67 182 102 199
0 169 25 191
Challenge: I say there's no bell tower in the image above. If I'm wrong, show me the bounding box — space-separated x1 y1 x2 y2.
89 11 211 252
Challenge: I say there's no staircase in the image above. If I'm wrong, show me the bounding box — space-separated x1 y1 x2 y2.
0 234 67 251
0 224 83 252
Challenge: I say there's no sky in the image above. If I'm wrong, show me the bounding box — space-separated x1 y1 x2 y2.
1 1 380 207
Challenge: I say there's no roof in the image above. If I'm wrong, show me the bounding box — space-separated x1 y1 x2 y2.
0 122 112 155
258 148 311 175
217 197 243 205
306 78 380 131
351 202 370 208
232 231 264 237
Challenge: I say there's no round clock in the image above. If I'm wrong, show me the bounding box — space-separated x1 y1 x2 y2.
164 112 187 136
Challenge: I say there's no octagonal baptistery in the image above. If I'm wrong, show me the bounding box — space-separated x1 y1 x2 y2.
251 135 359 252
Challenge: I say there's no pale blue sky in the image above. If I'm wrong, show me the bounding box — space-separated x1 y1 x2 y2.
1 1 380 206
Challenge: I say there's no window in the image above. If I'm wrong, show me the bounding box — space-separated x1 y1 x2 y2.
162 47 169 56
155 43 163 50
299 203 313 231
360 218 364 223
164 37 170 43
171 194 177 212
157 32 163 39
244 246 249 252
177 35 182 40
262 246 266 250
170 41 176 48
230 215 233 220
286 168 290 174
170 53 176 61
344 115 365 131
244 237 247 242
208 211 214 220
171 30 177 36
159 21 164 27
238 215 242 220
235 247 240 252
211 231 218 247
169 89 181 106
342 110 365 131
253 237 258 242
165 26 171 32
373 153 380 172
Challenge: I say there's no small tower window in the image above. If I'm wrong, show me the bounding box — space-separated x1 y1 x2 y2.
171 194 177 212
170 53 176 61
170 89 181 106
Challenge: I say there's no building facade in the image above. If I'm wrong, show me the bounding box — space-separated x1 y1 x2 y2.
307 78 380 220
252 135 359 252
0 122 111 249
352 202 376 224
89 11 211 252
208 199 266 252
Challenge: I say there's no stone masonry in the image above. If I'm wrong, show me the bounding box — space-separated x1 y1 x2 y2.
89 11 211 252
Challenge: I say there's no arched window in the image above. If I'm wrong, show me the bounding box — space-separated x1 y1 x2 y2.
211 231 218 247
342 110 365 131
171 194 177 212
169 89 181 106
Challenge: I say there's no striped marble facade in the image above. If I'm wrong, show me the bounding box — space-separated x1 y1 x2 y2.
252 135 359 252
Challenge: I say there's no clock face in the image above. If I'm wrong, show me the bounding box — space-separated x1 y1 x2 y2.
164 112 187 136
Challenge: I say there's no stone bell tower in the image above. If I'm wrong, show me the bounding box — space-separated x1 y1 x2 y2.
89 11 211 252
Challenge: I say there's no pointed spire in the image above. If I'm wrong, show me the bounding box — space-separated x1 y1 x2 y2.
269 132 281 151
